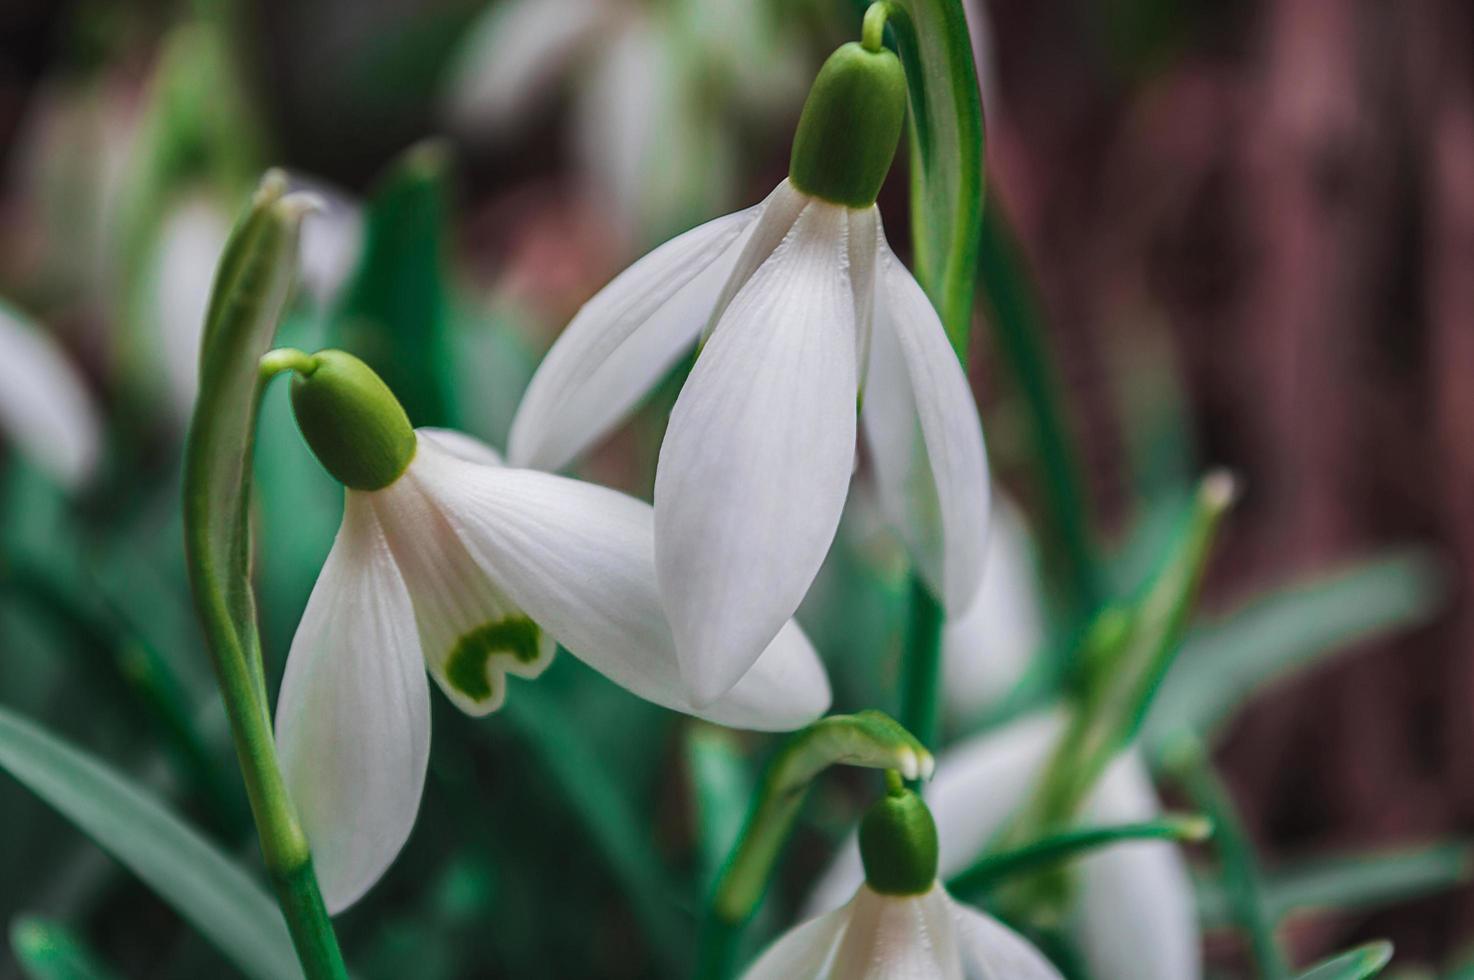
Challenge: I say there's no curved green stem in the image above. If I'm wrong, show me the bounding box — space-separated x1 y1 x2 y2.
696 712 932 979
862 2 890 52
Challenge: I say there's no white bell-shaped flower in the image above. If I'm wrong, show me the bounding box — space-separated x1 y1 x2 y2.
509 40 990 706
0 301 100 490
805 712 1202 980
744 775 1059 979
272 351 831 913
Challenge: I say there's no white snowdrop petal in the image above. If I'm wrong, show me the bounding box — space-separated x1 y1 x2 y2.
411 441 828 730
0 302 100 489
863 239 990 615
507 198 768 472
942 494 1046 720
951 895 1064 979
370 462 555 717
697 179 810 346
442 0 607 133
149 196 233 420
415 427 504 467
274 492 431 915
740 902 851 979
1074 754 1202 980
829 885 962 980
655 198 858 706
847 206 880 386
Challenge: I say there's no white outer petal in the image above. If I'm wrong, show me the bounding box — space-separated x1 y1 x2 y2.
829 885 962 979
951 894 1063 979
441 0 608 133
655 197 858 706
274 492 431 915
506 198 767 472
415 426 504 467
863 238 991 615
1074 754 1202 980
150 196 233 420
942 493 1046 720
740 900 850 979
411 441 829 730
0 302 100 489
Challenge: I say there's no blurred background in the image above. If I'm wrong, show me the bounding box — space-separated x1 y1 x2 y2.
0 0 1470 977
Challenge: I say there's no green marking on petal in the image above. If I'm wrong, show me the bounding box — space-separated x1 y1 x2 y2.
444 617 543 703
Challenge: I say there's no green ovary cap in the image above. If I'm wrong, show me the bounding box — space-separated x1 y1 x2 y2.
290 349 416 491
859 773 939 895
788 41 907 208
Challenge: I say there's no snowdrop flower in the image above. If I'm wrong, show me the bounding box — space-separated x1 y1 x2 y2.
943 494 1045 720
270 349 831 912
743 773 1060 978
806 712 1202 980
0 301 100 490
509 36 990 705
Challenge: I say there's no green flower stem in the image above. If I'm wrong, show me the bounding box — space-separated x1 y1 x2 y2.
183 173 346 979
696 712 933 980
1163 736 1289 980
947 813 1211 901
898 578 945 754
883 0 986 756
862 2 890 52
978 203 1104 634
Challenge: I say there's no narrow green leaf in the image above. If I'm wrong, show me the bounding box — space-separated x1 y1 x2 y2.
0 706 301 980
1293 941 1394 980
948 813 1211 900
1148 551 1442 744
1164 735 1288 980
1199 842 1473 928
10 916 121 980
335 140 456 427
885 0 985 351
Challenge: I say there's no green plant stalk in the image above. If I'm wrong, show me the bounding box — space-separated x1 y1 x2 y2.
880 0 986 753
1166 737 1288 980
978 203 1104 628
696 712 933 979
947 814 1210 901
898 578 945 754
183 174 346 979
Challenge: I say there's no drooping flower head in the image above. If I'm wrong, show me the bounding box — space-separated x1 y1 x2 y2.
743 772 1060 978
271 349 831 912
806 713 1203 980
0 300 100 490
509 27 991 707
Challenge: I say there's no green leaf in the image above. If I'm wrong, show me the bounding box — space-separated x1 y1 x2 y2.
334 140 456 427
885 0 985 352
948 813 1211 900
10 916 121 980
0 706 301 980
1147 550 1442 744
1199 842 1473 928
1293 941 1394 980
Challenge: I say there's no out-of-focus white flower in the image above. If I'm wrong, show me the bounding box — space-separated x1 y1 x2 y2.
745 775 1060 978
508 41 990 706
442 0 806 243
274 352 831 912
942 494 1045 719
0 302 101 490
805 712 1202 980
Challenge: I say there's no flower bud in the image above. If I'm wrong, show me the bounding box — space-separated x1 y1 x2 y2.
859 772 939 895
788 41 907 208
290 349 416 491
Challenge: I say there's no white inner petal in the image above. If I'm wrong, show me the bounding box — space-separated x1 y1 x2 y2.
371 465 554 716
